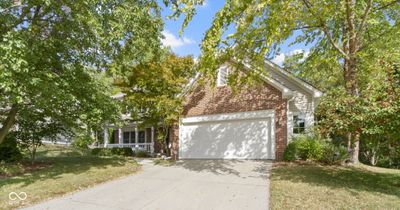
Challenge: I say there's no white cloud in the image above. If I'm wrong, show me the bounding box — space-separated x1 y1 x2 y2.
199 0 208 7
161 30 195 50
271 53 286 66
271 49 310 66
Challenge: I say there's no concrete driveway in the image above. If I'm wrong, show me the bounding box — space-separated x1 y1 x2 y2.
24 159 271 210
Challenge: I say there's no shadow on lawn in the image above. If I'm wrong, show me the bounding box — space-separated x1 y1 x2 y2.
273 164 400 198
0 148 129 188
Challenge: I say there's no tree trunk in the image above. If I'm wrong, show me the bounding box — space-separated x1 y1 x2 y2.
350 132 360 164
343 0 361 163
370 150 377 166
31 144 37 165
163 126 170 156
0 104 18 144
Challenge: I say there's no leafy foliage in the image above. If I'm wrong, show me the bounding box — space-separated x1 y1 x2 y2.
0 134 22 162
317 72 400 168
0 0 164 144
134 150 151 158
72 134 94 150
91 147 133 157
115 52 194 153
360 135 400 168
117 52 194 125
284 135 349 165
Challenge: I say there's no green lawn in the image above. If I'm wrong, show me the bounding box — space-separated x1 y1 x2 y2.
271 162 400 210
0 145 140 210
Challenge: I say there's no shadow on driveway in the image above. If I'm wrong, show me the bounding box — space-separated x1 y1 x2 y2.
174 159 272 179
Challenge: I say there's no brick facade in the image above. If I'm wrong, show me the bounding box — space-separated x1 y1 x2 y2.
170 79 288 160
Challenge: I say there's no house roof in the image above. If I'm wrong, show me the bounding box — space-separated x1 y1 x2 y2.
233 59 322 99
263 60 323 98
112 59 323 100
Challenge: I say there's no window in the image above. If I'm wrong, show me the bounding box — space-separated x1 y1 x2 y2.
123 132 130 143
123 131 135 143
138 131 145 143
217 66 229 86
293 115 305 134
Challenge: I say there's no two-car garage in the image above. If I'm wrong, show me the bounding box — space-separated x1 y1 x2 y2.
179 110 276 160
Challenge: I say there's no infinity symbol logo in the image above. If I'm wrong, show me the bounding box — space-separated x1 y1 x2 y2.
9 192 27 201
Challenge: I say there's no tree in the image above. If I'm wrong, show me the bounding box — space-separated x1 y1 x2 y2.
0 0 164 144
317 64 400 167
166 0 400 163
15 109 69 163
283 51 344 92
115 52 194 154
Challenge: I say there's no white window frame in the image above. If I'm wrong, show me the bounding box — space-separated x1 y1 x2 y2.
217 66 229 86
292 113 306 134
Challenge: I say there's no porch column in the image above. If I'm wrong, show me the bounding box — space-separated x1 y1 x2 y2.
103 127 109 148
151 127 155 153
118 128 123 145
135 126 139 151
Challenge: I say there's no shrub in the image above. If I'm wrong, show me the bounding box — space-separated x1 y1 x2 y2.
111 147 134 156
135 150 150 158
91 148 102 155
72 135 94 149
284 135 348 165
91 147 133 157
91 148 112 156
283 142 298 161
284 135 325 161
297 136 325 160
0 135 23 162
320 144 349 164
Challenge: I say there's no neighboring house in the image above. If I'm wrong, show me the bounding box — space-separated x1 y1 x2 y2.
102 60 322 160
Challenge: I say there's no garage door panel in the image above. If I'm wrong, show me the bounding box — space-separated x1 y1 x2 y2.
179 111 275 159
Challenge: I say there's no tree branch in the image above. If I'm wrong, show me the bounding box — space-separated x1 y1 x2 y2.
358 21 400 51
301 0 349 59
345 0 356 53
293 24 323 30
375 0 400 11
356 0 373 41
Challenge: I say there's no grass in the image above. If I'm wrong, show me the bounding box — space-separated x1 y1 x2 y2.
0 145 140 210
270 162 400 210
153 158 175 166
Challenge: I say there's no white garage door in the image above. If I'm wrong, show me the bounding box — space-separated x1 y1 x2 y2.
179 110 275 159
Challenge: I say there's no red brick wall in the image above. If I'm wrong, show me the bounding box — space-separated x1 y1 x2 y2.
171 80 288 160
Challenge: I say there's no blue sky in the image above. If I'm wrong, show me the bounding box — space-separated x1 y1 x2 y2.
160 1 309 66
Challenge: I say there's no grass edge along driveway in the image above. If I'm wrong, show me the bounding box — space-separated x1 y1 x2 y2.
1 146 140 210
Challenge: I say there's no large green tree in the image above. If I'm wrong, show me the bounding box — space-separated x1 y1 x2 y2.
166 0 400 163
0 0 164 144
115 52 194 153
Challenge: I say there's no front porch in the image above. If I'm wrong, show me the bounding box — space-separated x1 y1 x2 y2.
101 124 156 154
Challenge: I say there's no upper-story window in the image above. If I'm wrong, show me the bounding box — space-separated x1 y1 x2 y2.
217 66 229 86
293 114 306 134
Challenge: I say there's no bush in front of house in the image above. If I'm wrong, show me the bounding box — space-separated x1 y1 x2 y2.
111 147 134 156
0 134 23 163
320 143 349 165
91 148 133 157
134 150 150 158
284 135 349 165
72 134 94 150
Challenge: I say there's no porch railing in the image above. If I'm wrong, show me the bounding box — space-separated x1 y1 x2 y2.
95 143 154 153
